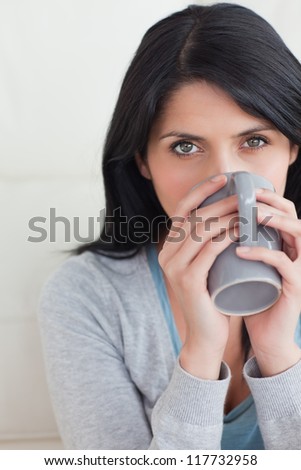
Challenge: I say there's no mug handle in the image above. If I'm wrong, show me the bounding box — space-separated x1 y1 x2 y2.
230 171 258 247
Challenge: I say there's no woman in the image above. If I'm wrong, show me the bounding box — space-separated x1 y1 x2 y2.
39 3 301 449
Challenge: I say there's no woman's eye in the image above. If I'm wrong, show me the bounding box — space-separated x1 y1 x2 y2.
172 141 198 155
243 136 267 149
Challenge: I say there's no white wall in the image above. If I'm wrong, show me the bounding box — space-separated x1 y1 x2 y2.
0 0 188 449
0 0 300 449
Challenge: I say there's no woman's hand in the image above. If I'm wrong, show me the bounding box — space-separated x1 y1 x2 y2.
237 188 301 376
158 175 239 379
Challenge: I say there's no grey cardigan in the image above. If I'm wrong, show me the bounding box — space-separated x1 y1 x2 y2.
38 249 301 449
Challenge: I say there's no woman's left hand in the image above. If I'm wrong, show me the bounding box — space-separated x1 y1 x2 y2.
236 188 301 376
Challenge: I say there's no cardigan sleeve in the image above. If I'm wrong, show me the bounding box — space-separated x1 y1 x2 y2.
243 356 301 449
150 360 230 449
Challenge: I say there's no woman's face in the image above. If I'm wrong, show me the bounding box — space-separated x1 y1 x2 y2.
136 81 299 217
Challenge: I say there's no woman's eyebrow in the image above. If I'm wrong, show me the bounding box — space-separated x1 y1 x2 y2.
159 125 277 141
159 131 206 141
235 125 276 137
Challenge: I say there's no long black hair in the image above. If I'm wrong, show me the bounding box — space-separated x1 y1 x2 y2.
76 2 301 258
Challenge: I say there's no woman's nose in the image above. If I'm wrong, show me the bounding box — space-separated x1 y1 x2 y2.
208 154 247 177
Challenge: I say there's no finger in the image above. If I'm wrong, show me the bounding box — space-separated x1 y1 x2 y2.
164 200 238 251
168 195 239 245
257 205 301 247
188 229 239 285
172 174 228 219
189 194 238 228
162 212 238 268
236 245 295 286
257 207 301 254
257 201 286 217
256 188 297 216
168 216 188 241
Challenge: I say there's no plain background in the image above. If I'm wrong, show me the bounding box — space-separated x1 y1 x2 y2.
1 0 300 449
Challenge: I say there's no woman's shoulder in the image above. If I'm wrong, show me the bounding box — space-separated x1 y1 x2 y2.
37 246 157 341
39 247 149 307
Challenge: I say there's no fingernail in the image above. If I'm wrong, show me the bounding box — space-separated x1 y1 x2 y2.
210 175 226 183
236 246 251 253
256 188 264 193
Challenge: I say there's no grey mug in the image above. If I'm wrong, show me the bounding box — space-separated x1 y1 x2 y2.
198 171 282 316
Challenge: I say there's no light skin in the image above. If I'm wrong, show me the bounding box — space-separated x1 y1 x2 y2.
136 81 301 392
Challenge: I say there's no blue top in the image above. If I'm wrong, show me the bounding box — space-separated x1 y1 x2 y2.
146 243 301 450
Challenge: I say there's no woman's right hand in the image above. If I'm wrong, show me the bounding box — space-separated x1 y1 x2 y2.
158 175 239 379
